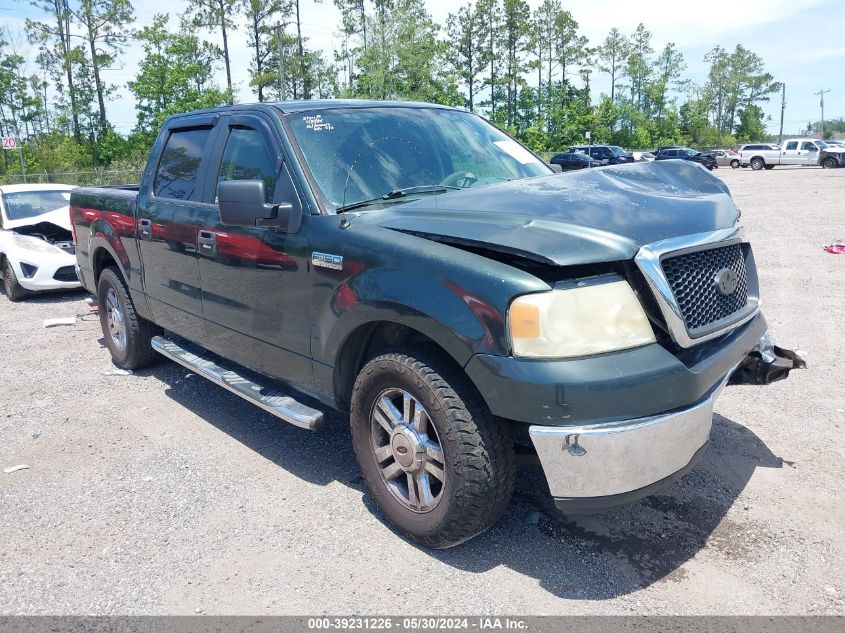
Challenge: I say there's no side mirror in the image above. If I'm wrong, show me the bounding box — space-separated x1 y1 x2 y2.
548 163 563 173
218 180 302 233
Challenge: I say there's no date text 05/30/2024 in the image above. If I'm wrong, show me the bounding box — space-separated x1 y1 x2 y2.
307 617 528 630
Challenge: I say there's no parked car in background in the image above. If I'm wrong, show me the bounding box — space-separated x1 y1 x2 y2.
655 145 683 155
819 143 845 168
823 140 845 147
711 149 742 169
0 184 80 301
569 144 634 164
740 139 845 170
654 147 718 170
550 152 603 171
632 151 655 162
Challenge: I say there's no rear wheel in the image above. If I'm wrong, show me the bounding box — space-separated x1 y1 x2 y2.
730 159 740 169
350 351 514 549
2 259 27 302
97 266 160 369
822 156 838 169
751 157 765 171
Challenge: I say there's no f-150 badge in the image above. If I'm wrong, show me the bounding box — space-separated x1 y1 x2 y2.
312 252 344 271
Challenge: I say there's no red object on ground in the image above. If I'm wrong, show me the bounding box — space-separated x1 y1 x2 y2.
823 242 845 254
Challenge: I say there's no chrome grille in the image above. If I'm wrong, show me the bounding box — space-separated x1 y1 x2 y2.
661 243 749 332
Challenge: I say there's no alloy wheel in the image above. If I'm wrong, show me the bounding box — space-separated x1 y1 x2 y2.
370 388 446 513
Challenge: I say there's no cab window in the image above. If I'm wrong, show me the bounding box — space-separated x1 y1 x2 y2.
217 127 278 202
785 141 798 150
154 127 213 200
801 141 817 151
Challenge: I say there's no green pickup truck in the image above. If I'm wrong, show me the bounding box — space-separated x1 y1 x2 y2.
70 100 801 548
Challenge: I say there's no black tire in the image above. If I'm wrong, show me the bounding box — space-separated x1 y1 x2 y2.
350 350 514 549
764 164 775 170
2 258 27 302
822 157 838 169
97 266 160 370
731 159 740 169
751 157 765 171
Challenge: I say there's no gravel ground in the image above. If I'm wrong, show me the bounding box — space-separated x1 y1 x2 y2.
0 166 843 615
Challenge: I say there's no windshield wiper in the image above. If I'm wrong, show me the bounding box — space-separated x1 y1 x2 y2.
335 185 460 213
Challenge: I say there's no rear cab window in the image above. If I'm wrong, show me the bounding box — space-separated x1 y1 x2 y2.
154 127 213 200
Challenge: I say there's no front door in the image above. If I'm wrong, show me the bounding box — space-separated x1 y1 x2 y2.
800 141 820 165
137 119 218 341
195 113 314 389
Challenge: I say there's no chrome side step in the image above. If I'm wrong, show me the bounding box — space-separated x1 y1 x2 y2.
151 336 324 430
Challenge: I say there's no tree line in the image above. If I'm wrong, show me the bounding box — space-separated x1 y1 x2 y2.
0 0 795 183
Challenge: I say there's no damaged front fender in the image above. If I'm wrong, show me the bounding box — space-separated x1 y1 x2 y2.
729 332 806 386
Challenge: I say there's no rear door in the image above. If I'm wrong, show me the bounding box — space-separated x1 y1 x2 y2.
195 112 314 387
781 140 801 165
136 116 219 340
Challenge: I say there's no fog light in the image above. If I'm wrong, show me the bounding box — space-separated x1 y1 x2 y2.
20 262 38 278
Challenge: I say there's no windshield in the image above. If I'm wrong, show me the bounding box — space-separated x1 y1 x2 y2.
1 190 71 221
608 146 627 156
285 107 551 210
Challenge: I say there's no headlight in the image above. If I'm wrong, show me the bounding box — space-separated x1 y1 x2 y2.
11 233 62 254
508 279 656 358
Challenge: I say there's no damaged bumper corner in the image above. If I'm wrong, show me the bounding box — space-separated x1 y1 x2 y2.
528 331 805 515
728 332 806 386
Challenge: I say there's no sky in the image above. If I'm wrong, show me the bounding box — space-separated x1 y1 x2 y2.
2 0 844 137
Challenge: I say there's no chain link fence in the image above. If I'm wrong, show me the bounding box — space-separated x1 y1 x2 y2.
0 168 143 187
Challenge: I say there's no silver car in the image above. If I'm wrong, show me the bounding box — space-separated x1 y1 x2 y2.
710 149 741 168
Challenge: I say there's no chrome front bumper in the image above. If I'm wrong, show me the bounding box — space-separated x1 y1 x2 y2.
529 371 732 514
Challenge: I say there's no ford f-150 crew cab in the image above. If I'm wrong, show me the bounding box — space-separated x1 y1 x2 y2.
70 101 802 548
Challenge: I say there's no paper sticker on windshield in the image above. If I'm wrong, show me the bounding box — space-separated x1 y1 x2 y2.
302 114 334 132
493 140 541 165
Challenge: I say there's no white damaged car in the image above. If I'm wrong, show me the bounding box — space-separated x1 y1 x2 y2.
0 184 81 301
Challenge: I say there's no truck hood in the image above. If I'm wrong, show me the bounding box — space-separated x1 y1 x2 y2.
357 160 740 266
4 205 72 232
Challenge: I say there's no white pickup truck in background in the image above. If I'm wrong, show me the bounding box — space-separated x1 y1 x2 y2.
740 139 845 170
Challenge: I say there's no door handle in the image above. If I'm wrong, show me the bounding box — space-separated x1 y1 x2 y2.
197 230 216 255
138 218 152 240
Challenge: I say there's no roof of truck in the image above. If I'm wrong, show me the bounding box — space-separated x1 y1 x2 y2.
272 99 458 113
166 100 459 121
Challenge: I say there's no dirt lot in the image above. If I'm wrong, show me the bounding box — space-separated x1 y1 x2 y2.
0 166 843 615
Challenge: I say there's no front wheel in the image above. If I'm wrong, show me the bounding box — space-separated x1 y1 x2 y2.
731 159 740 169
350 351 514 549
751 157 765 171
2 259 27 302
97 266 160 369
822 157 838 169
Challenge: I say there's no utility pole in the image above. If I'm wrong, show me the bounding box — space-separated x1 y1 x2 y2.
277 22 286 101
778 84 786 145
815 88 831 138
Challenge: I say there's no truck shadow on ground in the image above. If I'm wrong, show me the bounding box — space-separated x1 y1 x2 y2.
155 361 786 600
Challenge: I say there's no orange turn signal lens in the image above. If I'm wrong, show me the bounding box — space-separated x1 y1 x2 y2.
509 302 540 339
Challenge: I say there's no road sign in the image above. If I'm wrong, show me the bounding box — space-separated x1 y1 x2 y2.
585 131 591 140
2 136 19 149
